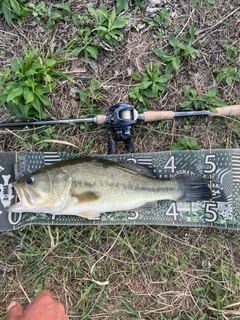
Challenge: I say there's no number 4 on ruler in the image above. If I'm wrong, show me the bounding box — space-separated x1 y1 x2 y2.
165 202 179 221
164 156 177 173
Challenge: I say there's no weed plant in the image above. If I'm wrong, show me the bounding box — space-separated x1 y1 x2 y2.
170 136 200 150
213 44 240 85
154 26 198 71
0 46 71 119
88 4 128 47
0 0 27 25
128 62 170 111
77 78 106 116
143 8 171 37
181 86 226 112
26 2 72 29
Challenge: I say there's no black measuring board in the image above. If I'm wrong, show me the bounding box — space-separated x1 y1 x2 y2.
0 149 239 231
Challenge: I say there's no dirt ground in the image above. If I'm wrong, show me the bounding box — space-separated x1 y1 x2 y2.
0 0 240 319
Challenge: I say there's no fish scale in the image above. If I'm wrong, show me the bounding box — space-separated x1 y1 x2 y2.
0 148 239 231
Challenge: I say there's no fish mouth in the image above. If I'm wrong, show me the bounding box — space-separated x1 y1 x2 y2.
7 183 35 212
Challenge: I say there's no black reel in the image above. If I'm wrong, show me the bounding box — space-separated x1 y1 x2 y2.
107 103 138 154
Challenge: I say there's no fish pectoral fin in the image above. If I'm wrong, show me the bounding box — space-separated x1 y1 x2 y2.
72 191 100 204
77 211 101 219
129 201 158 213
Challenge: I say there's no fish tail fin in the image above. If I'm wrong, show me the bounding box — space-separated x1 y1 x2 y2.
176 176 212 202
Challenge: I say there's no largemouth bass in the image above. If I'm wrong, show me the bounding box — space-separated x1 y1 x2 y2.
7 158 212 219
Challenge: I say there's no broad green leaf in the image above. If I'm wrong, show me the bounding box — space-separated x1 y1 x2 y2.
78 90 88 102
212 100 226 107
169 34 178 48
142 90 155 98
194 100 205 110
70 47 83 56
25 78 35 89
128 86 140 99
172 56 181 70
183 46 198 58
53 3 71 12
209 106 217 113
111 15 128 29
206 87 217 97
86 46 98 59
21 104 31 118
142 96 150 109
181 100 192 109
45 74 52 83
46 59 57 67
152 83 159 98
95 25 108 32
7 101 24 118
177 42 186 51
23 87 34 103
87 6 98 21
116 0 128 14
2 0 12 26
146 62 153 76
140 80 152 89
158 74 170 83
157 83 168 92
131 72 140 81
187 25 195 43
184 86 196 99
154 49 174 62
97 4 108 19
10 0 21 15
90 78 100 91
46 18 54 29
192 0 199 9
30 62 44 70
50 12 62 20
10 58 20 72
38 94 51 106
25 69 38 76
109 7 116 28
134 0 144 9
31 95 41 112
72 14 79 27
35 85 51 94
0 94 7 106
3 84 14 95
165 63 173 75
226 75 233 85
6 86 23 101
198 94 210 102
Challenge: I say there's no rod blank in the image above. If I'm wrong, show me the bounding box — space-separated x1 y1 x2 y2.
0 105 239 128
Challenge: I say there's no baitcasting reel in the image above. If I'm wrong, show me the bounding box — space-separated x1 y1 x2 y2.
106 103 138 154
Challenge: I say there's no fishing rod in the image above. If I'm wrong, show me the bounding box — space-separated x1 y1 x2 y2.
1 103 240 153
0 103 239 127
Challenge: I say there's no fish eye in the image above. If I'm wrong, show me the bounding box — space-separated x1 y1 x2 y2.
25 177 34 184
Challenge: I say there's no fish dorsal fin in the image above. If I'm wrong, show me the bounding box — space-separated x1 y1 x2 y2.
119 162 156 178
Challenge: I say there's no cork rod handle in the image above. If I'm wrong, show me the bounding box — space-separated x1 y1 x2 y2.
143 110 174 122
210 105 240 117
143 105 240 122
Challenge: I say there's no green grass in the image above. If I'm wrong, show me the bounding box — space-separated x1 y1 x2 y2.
2 225 240 319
